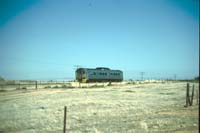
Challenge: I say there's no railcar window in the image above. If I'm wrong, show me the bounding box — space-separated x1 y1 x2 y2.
99 73 107 75
110 73 120 75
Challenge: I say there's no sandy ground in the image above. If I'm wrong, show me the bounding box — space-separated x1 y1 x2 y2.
0 82 199 133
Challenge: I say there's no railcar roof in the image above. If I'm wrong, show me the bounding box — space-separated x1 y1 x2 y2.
76 68 123 72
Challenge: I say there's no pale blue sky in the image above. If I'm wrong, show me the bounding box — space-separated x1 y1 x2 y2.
0 0 199 80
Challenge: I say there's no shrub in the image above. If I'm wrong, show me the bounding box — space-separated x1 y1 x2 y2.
124 90 135 93
62 85 74 88
127 81 136 85
53 85 59 88
21 87 27 90
16 87 27 90
108 82 112 86
44 86 51 89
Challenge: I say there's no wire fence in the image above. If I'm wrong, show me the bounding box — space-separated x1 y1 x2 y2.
0 79 196 92
0 81 73 91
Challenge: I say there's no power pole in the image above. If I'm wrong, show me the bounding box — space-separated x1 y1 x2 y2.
140 72 145 81
174 74 177 81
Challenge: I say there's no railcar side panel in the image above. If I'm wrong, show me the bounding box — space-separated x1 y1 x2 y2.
76 68 123 82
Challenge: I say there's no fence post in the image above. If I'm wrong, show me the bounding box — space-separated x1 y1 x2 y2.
185 83 190 107
190 84 194 106
197 88 199 105
36 81 38 90
63 106 67 133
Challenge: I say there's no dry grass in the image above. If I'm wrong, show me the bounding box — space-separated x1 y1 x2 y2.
0 82 199 132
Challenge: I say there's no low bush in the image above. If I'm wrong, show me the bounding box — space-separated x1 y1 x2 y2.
124 90 135 93
21 87 27 90
108 82 112 86
16 87 27 90
53 85 59 88
44 86 51 89
62 85 74 88
0 89 7 92
127 81 136 85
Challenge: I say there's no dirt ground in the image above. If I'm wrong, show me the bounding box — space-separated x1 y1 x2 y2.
0 82 199 133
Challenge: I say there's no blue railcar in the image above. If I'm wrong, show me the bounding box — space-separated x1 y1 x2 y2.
75 67 123 82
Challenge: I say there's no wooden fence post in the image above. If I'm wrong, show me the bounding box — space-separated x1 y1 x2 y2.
185 83 190 107
63 106 67 133
190 84 194 106
36 81 38 90
197 88 199 105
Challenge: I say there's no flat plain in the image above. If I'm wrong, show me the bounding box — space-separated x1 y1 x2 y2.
0 82 199 133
